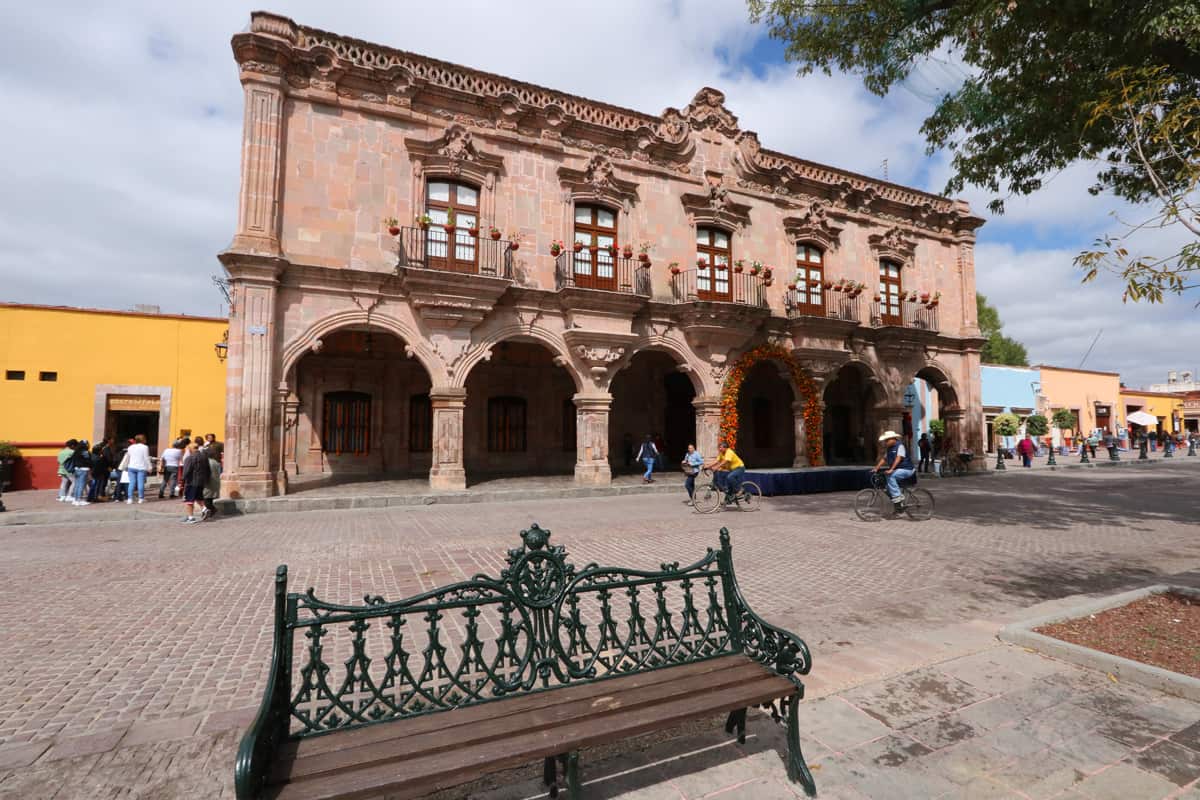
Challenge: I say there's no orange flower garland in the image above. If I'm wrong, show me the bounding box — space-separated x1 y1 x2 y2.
719 344 824 466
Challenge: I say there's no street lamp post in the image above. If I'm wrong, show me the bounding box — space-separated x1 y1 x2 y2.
1138 434 1148 460
1189 434 1197 457
1079 441 1090 464
994 442 1006 471
1046 443 1057 468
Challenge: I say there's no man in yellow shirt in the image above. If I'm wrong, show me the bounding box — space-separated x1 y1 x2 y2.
706 442 746 504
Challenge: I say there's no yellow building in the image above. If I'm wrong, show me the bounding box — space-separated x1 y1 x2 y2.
1120 388 1186 437
1035 365 1124 447
0 303 227 489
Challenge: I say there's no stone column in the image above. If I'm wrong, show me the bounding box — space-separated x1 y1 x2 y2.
277 388 300 494
232 67 287 255
429 387 467 491
574 394 613 486
219 255 284 499
875 404 906 441
943 408 967 466
792 399 810 468
693 396 723 460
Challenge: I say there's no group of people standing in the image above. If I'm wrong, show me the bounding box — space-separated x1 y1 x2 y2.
55 434 223 522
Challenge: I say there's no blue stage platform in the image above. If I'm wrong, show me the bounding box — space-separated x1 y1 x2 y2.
742 466 872 496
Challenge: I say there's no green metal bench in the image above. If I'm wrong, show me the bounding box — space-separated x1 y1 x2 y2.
234 524 816 799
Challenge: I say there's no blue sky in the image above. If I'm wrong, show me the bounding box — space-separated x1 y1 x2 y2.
0 0 1195 386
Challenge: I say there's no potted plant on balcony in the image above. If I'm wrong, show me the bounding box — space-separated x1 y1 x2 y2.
416 213 432 230
384 217 401 236
489 226 502 240
748 261 762 276
715 259 728 271
588 243 599 254
467 223 479 237
443 207 457 234
697 256 708 268
929 291 941 308
763 266 773 279
733 259 745 273
508 233 521 251
920 291 930 303
549 239 564 257
873 293 882 303
573 240 584 253
638 243 652 263
622 243 634 259
786 278 798 291
669 261 682 275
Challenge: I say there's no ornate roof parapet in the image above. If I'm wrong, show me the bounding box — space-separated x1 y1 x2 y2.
233 12 984 230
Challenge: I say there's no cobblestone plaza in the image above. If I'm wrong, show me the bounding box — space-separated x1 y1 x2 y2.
1 463 1198 798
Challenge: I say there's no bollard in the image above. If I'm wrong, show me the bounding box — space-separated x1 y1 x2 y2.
1109 444 1120 462
1189 437 1196 457
1046 445 1057 468
1080 443 1090 464
995 448 1006 471
1139 437 1148 460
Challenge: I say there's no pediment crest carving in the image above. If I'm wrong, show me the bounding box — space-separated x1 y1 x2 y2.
680 173 752 230
684 87 740 138
783 201 844 251
558 154 639 205
869 226 918 265
405 124 505 180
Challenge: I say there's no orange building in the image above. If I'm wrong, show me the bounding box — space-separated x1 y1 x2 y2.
1034 366 1124 448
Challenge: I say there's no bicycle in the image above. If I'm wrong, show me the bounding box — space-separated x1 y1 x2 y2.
691 468 763 514
938 450 973 478
853 470 934 521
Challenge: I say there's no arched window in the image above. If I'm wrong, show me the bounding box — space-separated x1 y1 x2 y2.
795 243 825 314
487 396 527 452
426 180 479 273
323 391 371 455
572 204 618 290
696 227 731 301
879 260 903 325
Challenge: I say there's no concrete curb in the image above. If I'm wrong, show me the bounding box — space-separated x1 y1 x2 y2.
999 584 1200 702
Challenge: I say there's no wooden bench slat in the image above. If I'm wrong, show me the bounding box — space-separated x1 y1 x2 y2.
276 656 776 783
277 654 754 763
272 673 793 800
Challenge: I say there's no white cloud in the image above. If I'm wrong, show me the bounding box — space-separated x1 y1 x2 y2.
0 1 1193 386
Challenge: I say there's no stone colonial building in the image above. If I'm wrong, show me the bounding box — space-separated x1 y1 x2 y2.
218 12 986 498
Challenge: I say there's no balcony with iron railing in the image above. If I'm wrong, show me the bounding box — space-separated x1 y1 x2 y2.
669 269 767 307
784 284 863 324
554 249 651 296
870 298 940 332
394 225 517 279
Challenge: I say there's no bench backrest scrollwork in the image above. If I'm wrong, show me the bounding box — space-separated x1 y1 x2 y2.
273 524 745 739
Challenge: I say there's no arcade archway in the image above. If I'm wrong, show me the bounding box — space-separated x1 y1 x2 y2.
822 363 884 465
608 350 698 473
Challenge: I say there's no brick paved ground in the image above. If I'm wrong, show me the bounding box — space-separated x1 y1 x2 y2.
0 460 1197 798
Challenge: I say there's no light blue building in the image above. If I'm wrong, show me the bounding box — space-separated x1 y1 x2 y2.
980 364 1040 452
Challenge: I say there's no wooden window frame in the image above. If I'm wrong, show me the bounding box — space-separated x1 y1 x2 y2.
408 393 432 453
425 180 480 274
696 227 732 301
879 260 903 326
487 396 528 453
322 391 371 456
794 244 825 314
572 204 619 291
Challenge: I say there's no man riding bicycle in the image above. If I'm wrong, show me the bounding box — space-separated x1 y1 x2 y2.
874 430 915 512
705 441 745 505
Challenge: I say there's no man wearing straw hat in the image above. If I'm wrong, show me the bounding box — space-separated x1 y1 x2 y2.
874 430 915 512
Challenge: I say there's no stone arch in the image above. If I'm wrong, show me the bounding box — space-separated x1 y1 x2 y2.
822 359 887 465
456 325 584 392
912 359 962 412
719 343 824 466
612 339 706 396
280 308 444 385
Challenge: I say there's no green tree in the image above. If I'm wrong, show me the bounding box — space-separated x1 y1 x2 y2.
1052 408 1078 432
746 1 1200 213
994 413 1019 438
976 294 1029 365
1025 414 1049 438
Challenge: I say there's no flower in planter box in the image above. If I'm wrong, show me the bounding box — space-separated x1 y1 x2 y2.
549 239 565 256
416 214 433 229
733 259 745 273
638 242 652 262
622 243 634 258
383 217 401 236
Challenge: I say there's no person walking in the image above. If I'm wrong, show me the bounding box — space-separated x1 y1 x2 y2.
88 441 110 502
637 435 659 483
1016 434 1036 468
680 444 704 504
70 439 93 506
56 439 78 502
181 441 211 524
124 434 152 504
917 433 932 474
200 443 223 521
159 439 183 499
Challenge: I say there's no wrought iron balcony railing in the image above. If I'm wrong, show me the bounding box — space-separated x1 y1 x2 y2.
394 225 516 279
784 285 863 323
870 298 940 332
669 269 767 307
554 250 651 296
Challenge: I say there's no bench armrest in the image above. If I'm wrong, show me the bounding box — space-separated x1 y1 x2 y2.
734 600 813 690
235 566 292 800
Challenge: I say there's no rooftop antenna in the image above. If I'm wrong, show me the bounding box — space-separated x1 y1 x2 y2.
1078 328 1103 369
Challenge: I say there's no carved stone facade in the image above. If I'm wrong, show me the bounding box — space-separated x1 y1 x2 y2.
218 12 985 498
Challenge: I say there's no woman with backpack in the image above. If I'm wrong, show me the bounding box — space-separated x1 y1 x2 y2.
637 434 659 483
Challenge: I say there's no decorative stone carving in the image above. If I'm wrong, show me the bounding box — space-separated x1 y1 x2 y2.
680 173 752 230
399 268 511 330
684 88 741 137
869 226 918 266
404 125 505 184
310 338 323 354
783 201 844 252
563 330 639 389
557 155 640 206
